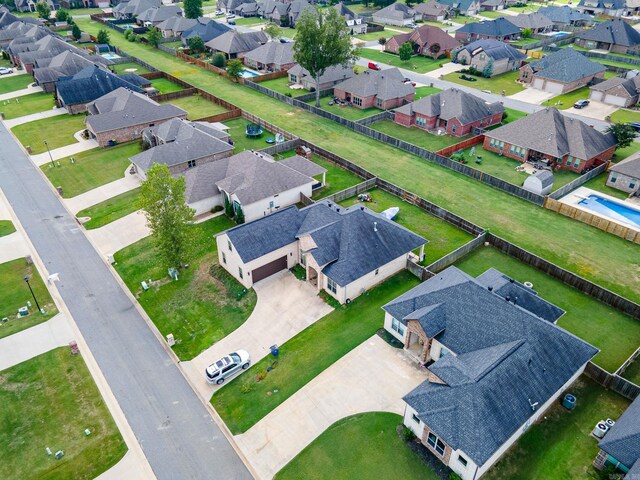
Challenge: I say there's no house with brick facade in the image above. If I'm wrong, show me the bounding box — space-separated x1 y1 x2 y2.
454 17 521 44
217 199 426 299
384 25 460 58
288 64 355 91
156 15 197 38
606 152 640 195
205 30 268 60
455 39 526 77
593 396 640 476
519 47 606 95
244 41 295 72
383 266 596 480
414 1 453 21
483 108 617 173
575 19 640 54
85 88 187 147
113 0 161 20
136 6 183 27
393 88 504 136
181 17 231 47
438 0 481 16
334 68 415 110
589 74 640 107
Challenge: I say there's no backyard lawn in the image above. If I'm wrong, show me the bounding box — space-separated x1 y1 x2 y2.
111 62 152 74
0 220 15 238
455 246 640 372
211 271 420 434
77 188 141 229
361 48 450 74
414 85 441 100
0 74 33 95
276 413 440 480
542 87 590 110
612 140 640 162
503 107 527 124
443 70 524 95
12 114 86 154
478 10 508 18
339 188 474 264
114 215 257 360
310 95 381 121
610 108 640 124
0 92 55 120
41 142 141 198
484 377 630 480
581 173 630 200
257 77 309 97
150 77 185 94
0 257 58 340
160 94 228 120
306 155 364 200
223 117 275 153
370 120 472 152
620 356 640 385
0 348 127 480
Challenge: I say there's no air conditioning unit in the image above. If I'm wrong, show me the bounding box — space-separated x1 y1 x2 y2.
606 418 616 429
592 421 609 439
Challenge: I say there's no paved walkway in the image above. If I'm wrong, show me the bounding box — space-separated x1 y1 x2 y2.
234 335 427 480
31 136 98 166
66 168 140 214
96 450 155 480
0 231 30 263
425 61 465 79
0 83 43 101
182 270 333 400
86 209 150 258
0 313 74 371
3 107 66 128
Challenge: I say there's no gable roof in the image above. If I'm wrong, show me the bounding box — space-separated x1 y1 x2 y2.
599 396 640 468
385 266 598 467
456 17 520 37
528 47 606 83
537 5 592 24
279 155 327 177
244 41 294 66
406 24 460 50
156 15 197 33
437 0 479 12
460 39 526 62
609 151 640 179
414 1 452 16
485 107 617 160
205 30 268 55
394 88 503 125
56 65 147 106
590 75 640 96
33 50 109 85
578 0 626 10
136 5 182 23
578 19 640 47
288 63 355 86
374 2 415 20
334 67 415 100
525 169 555 189
509 12 553 30
181 17 231 43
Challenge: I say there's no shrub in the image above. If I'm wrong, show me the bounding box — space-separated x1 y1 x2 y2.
240 382 255 394
402 426 416 442
285 92 292 97
212 53 226 68
449 473 462 480
378 37 387 45
123 28 132 39
211 205 224 213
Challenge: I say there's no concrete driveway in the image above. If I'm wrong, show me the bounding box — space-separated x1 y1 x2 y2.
425 61 465 79
234 335 427 479
508 87 555 105
85 209 150 258
66 167 140 214
564 101 617 121
182 270 333 400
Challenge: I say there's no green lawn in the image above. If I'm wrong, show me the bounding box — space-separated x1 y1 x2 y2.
610 108 640 124
111 62 152 74
414 86 442 100
312 95 381 121
234 16 267 26
612 140 640 162
0 92 55 120
507 4 541 12
0 348 127 480
257 77 309 97
479 10 508 18
223 117 275 153
339 188 474 264
581 172 630 200
211 271 420 434
354 30 395 42
620 356 640 385
276 413 440 480
160 94 228 120
361 48 450 74
503 107 527 124
0 220 15 238
77 188 141 229
542 87 590 110
12 114 86 154
371 120 472 152
443 70 524 95
485 377 630 480
0 257 59 340
41 142 140 198
150 77 185 94
307 155 365 200
455 246 640 372
0 74 33 95
114 215 257 360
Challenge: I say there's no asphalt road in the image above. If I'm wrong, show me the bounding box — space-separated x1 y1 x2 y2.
0 123 252 479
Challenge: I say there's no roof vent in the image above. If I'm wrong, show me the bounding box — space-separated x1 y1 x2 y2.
374 221 378 232
488 286 493 291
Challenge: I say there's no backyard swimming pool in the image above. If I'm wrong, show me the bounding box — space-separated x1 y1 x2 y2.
578 194 640 229
240 69 259 78
101 52 122 60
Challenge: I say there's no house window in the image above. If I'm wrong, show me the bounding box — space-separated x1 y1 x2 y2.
376 98 383 109
290 74 297 82
499 141 504 148
353 97 362 107
222 252 226 264
487 117 492 125
610 175 617 183
375 268 379 275
489 138 495 147
416 116 426 127
440 347 450 357
427 432 446 456
510 145 515 154
452 123 457 133
479 53 485 60
458 455 468 467
300 253 306 266
238 267 243 279
631 181 637 189
391 318 405 336
327 277 337 294
412 413 420 424
566 156 572 166
573 158 581 169
187 160 197 168
228 240 233 252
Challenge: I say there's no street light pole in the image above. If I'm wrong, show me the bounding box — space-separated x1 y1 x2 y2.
44 139 54 168
23 276 42 314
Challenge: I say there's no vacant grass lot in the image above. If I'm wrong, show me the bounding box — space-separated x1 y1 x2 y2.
111 62 152 74
443 70 524 95
0 257 58 340
78 188 141 229
455 246 640 372
0 74 33 95
310 95 381 121
0 92 55 120
276 413 440 480
0 348 127 480
211 272 419 433
542 87 590 110
485 377 629 480
371 120 472 152
224 117 275 152
114 216 257 360
361 49 450 74
150 77 185 93
41 143 140 198
160 94 228 120
13 114 86 154
0 220 15 238
74 18 640 304
478 10 508 18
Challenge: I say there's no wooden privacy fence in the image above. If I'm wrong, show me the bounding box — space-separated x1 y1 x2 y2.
406 258 435 281
152 88 197 102
548 163 608 200
616 347 640 377
251 70 289 83
322 178 378 203
544 197 640 245
426 233 487 273
176 51 244 83
241 111 298 141
435 135 485 157
585 362 639 400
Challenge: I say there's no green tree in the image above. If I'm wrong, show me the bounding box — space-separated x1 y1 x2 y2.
226 58 244 81
378 37 387 45
96 29 110 45
187 35 205 52
263 22 283 41
482 58 494 78
55 9 69 22
399 41 413 62
522 27 532 38
138 164 196 269
224 195 234 218
606 123 637 149
212 53 226 68
235 205 245 224
183 0 203 19
72 24 82 41
428 42 441 59
147 27 162 48
35 2 51 20
293 6 358 107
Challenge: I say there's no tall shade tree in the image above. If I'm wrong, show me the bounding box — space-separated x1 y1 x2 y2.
138 164 196 270
226 58 244 81
35 1 51 20
606 123 637 149
399 42 413 62
147 27 162 47
263 22 283 41
96 29 110 45
72 24 82 41
293 6 359 107
183 0 203 19
187 35 205 52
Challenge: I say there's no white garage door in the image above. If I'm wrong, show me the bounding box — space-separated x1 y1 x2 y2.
533 78 545 90
590 91 604 102
603 94 627 107
544 81 564 94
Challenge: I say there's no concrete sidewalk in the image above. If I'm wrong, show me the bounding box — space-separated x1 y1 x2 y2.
508 87 555 105
32 137 99 166
0 83 43 101
234 335 427 479
86 210 150 258
66 168 140 214
96 450 154 480
0 231 30 263
3 107 66 128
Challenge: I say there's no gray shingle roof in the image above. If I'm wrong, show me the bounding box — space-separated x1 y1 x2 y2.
56 65 147 106
33 51 107 85
599 396 640 468
395 88 503 125
288 63 355 87
156 15 197 34
205 30 268 55
244 41 294 67
591 74 640 97
509 12 553 30
485 107 617 160
181 17 231 43
578 19 640 48
460 39 526 62
137 5 182 23
414 1 452 17
374 2 415 21
335 67 415 101
279 155 326 177
456 17 520 36
384 266 598 467
528 47 605 83
578 0 626 10
537 5 592 25
610 152 640 179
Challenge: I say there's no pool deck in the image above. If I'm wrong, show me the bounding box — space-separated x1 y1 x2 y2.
560 186 640 233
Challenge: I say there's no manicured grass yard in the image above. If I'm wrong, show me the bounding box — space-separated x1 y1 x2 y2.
610 108 640 124
114 216 257 360
0 92 55 120
361 49 450 74
503 107 527 124
443 70 524 95
41 142 141 198
77 188 141 229
307 155 365 200
455 246 640 372
111 62 151 74
414 85 441 100
581 172 630 200
542 86 590 110
485 377 630 480
223 117 275 153
234 16 267 26
12 114 86 154
354 30 395 42
339 187 473 264
0 74 33 95
479 10 508 18
0 220 15 238
311 95 381 121
612 140 640 162
160 94 228 120
371 119 472 152
211 271 420 433
620 356 640 385
0 257 58 340
257 77 309 97
276 413 440 480
0 348 127 480
150 77 185 94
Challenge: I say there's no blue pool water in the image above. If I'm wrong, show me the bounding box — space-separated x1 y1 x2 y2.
578 195 640 228
240 69 259 78
101 53 122 60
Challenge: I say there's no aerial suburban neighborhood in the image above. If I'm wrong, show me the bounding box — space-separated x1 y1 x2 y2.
0 0 639 479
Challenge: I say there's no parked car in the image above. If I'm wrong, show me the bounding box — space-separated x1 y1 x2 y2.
406 23 416 28
0 67 13 75
574 99 589 109
227 13 236 18
368 62 380 70
214 9 223 15
228 20 236 25
205 350 250 385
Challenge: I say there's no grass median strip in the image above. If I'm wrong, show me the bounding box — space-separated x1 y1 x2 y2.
211 271 420 434
77 188 141 230
0 220 15 238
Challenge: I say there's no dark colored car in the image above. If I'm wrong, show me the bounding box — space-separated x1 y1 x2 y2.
574 99 590 109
